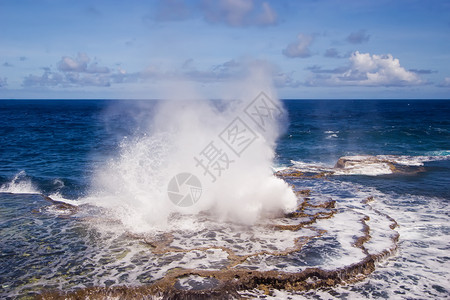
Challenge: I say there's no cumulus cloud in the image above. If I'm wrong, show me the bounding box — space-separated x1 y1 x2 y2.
0 77 7 88
110 60 240 84
306 51 424 87
21 53 298 90
58 53 110 74
282 34 314 58
202 0 277 27
345 52 422 85
58 53 89 72
437 77 450 87
113 58 300 88
23 70 111 88
23 70 64 87
64 73 110 86
85 63 110 74
346 30 370 44
24 53 113 88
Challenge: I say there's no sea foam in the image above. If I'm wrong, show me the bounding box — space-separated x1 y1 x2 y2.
0 171 40 194
290 154 450 176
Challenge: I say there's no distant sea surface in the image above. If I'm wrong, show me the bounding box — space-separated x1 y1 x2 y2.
1 99 449 299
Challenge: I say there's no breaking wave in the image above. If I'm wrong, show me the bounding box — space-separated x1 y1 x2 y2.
0 171 40 194
288 154 450 176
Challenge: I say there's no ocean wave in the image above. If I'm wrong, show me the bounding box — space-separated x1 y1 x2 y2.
289 154 450 176
325 133 338 139
0 172 81 208
324 130 339 134
424 150 450 156
47 192 81 206
324 130 339 139
0 171 40 194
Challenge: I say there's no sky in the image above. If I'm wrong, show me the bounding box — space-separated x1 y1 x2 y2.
0 0 449 99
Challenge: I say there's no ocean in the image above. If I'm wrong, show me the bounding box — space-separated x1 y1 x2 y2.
0 99 449 299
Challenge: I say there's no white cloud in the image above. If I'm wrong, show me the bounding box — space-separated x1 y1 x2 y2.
58 53 89 72
437 77 450 87
24 71 110 87
202 0 277 27
58 53 110 73
111 58 300 89
282 34 314 58
23 71 64 87
24 53 113 88
306 51 424 87
85 62 110 74
21 54 299 90
346 52 422 85
65 72 110 86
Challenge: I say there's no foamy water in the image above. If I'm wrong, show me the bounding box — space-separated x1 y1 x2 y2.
289 155 450 176
4 173 447 299
0 171 40 194
1 99 449 299
0 176 407 297
241 182 450 299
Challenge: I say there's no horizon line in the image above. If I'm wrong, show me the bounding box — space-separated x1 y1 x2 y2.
0 98 449 101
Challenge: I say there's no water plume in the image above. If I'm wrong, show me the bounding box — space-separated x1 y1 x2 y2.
85 62 297 233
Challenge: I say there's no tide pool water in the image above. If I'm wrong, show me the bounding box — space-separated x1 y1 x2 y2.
0 99 449 299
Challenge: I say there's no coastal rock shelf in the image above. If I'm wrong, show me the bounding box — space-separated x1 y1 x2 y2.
282 154 450 177
36 178 399 299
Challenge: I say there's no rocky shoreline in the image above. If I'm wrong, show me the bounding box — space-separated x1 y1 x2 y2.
39 187 399 299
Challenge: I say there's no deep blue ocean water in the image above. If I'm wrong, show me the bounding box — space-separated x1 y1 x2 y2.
278 100 450 199
0 99 449 299
1 100 449 199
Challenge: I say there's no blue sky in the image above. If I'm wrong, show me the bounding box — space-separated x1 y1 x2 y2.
0 0 449 99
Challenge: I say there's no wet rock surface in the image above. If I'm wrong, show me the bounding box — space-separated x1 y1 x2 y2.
38 184 399 300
